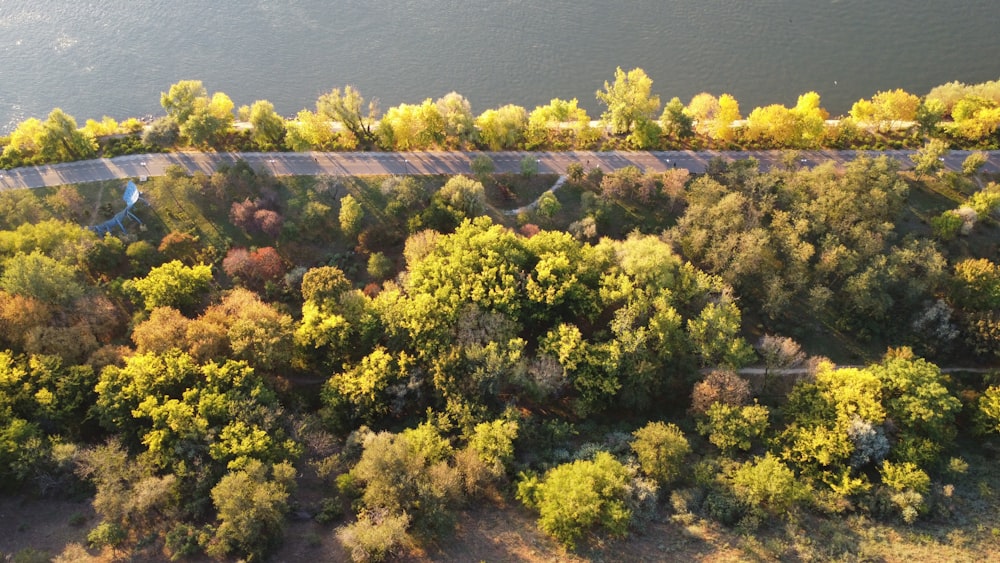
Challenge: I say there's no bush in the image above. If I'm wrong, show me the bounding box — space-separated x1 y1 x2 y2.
336 510 411 563
730 454 808 514
630 421 690 485
697 402 770 453
691 370 750 414
702 489 747 526
519 451 632 550
881 460 930 524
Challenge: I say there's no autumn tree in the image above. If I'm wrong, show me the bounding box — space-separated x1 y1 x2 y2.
161 80 208 124
435 92 476 148
849 89 920 132
248 99 286 150
910 139 949 178
596 67 661 135
526 98 593 149
180 92 235 147
475 104 528 150
128 260 213 312
378 99 445 150
317 85 379 148
284 109 345 151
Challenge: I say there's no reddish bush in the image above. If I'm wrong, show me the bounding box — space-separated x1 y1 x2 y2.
223 247 286 287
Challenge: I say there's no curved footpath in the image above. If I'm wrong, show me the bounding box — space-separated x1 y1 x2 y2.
0 149 997 190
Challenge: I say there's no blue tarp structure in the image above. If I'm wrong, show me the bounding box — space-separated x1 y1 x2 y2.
90 180 147 235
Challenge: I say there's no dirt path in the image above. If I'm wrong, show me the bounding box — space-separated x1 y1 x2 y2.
502 175 568 216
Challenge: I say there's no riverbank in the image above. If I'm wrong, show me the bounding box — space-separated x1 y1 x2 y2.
1 149 996 191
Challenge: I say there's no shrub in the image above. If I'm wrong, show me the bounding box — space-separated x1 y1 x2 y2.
467 418 519 472
519 451 632 550
931 210 963 240
630 421 690 485
977 385 1000 434
336 510 411 563
881 460 930 524
697 402 770 453
691 370 750 414
730 454 808 514
87 521 126 549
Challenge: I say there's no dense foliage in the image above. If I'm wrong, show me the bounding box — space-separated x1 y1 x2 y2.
6 73 1000 171
0 134 997 560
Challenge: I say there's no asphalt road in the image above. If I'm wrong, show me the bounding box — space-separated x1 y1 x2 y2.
0 150 996 190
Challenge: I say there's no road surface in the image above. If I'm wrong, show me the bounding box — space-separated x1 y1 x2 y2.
0 150 996 190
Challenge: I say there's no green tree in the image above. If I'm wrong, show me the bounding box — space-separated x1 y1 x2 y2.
436 175 487 220
869 350 961 465
339 194 364 239
142 116 180 148
630 421 690 485
207 459 294 561
367 252 393 280
730 454 807 513
129 260 213 311
910 139 949 178
180 92 235 147
318 85 379 148
40 108 97 162
301 265 353 308
468 419 519 472
378 99 445 150
952 258 1000 311
435 92 477 148
517 451 633 550
248 99 286 150
160 80 208 125
660 96 694 140
475 104 528 150
962 151 989 176
349 429 462 536
0 251 84 306
520 154 539 176
526 98 591 149
697 402 770 453
470 154 495 179
686 299 755 368
595 67 661 135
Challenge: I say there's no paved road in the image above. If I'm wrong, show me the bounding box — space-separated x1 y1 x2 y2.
0 150 997 190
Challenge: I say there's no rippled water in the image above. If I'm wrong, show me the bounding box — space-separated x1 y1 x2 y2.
1 1 998 133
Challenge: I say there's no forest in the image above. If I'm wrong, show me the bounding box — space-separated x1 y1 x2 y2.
0 71 999 562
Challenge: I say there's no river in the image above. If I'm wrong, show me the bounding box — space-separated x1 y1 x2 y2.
1 1 998 133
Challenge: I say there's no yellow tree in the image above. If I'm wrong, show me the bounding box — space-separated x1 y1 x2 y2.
475 105 528 150
791 91 829 147
685 92 719 136
526 98 590 149
712 94 741 144
850 89 919 132
745 104 799 147
595 67 661 135
378 99 445 150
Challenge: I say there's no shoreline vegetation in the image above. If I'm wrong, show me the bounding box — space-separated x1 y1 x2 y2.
2 69 1000 171
1 68 1000 563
